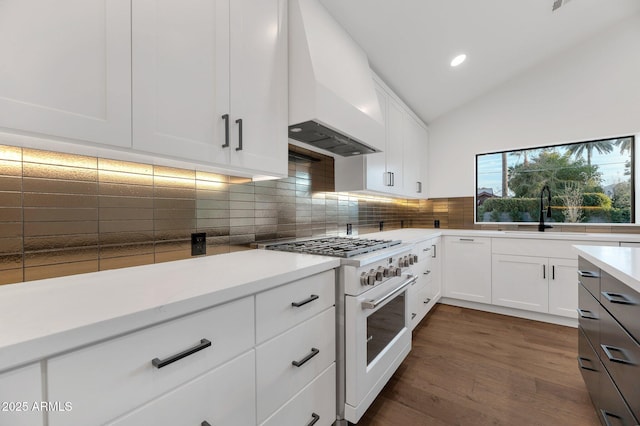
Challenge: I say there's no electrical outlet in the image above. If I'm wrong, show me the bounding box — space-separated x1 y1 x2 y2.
346 223 353 235
191 232 206 256
379 221 384 231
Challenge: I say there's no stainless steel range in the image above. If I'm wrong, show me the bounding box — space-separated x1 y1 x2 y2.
263 236 419 425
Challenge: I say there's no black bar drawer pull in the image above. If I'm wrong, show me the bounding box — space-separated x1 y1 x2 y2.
459 238 474 242
551 265 555 280
221 114 229 147
411 312 417 320
601 291 634 305
543 264 546 279
577 309 597 320
577 356 597 371
202 422 212 426
600 344 633 364
423 247 431 252
600 409 622 426
151 339 212 369
292 294 319 308
292 348 319 367
307 413 320 426
235 118 243 151
424 298 431 304
423 270 431 275
432 244 436 258
578 270 599 278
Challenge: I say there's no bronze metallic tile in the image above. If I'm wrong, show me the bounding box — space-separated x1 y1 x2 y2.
255 224 277 234
99 183 154 198
229 234 255 245
154 166 195 180
23 178 98 195
24 208 98 222
154 240 191 253
228 176 252 185
255 217 277 226
0 160 21 176
155 209 195 220
229 201 254 210
196 190 229 202
98 158 153 175
24 235 99 251
99 196 153 209
196 199 230 210
197 209 230 219
155 198 197 210
196 218 230 229
0 222 22 238
230 225 255 235
0 237 21 254
99 220 153 233
205 244 230 256
205 234 230 244
229 191 254 202
154 230 195 242
99 231 154 246
154 219 196 231
195 170 229 183
196 180 229 192
155 250 191 263
0 208 21 222
99 207 153 221
99 242 154 259
230 209 255 219
100 254 155 271
23 148 96 168
276 181 296 191
98 170 153 186
23 193 97 208
23 163 97 182
24 247 98 267
230 216 254 226
0 176 21 191
154 175 195 191
0 192 21 207
0 253 22 271
153 186 196 199
229 183 254 194
24 260 99 282
228 244 254 253
0 268 22 285
24 221 98 237
0 145 22 161
254 208 278 218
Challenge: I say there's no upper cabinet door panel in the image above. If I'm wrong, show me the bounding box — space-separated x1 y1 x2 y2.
365 85 388 193
385 96 404 195
229 0 287 177
403 114 426 197
0 0 131 147
132 0 230 164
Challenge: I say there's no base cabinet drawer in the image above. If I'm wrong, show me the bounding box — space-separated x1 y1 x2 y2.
48 296 254 426
260 363 336 426
0 363 43 426
578 327 601 406
578 258 600 298
108 350 256 426
600 271 640 342
578 283 601 348
256 307 335 423
598 365 638 426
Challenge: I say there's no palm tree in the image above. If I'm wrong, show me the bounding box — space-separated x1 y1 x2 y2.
566 140 614 166
501 152 508 197
617 137 632 154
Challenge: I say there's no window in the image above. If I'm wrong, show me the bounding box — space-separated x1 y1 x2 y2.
476 136 634 224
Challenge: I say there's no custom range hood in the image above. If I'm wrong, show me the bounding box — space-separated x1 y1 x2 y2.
288 0 384 157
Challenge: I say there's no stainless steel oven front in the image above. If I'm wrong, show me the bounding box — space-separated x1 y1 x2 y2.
342 272 415 423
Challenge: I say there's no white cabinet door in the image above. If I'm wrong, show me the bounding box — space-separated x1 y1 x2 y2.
0 364 44 426
365 86 389 193
549 257 579 318
443 237 492 303
385 96 405 196
228 0 287 177
402 114 426 197
132 0 230 164
0 0 131 147
492 254 549 313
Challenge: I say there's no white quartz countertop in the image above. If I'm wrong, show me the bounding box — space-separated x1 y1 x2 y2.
574 245 640 294
0 250 339 372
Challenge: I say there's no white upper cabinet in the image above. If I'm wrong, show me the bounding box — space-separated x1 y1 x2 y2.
133 0 287 177
0 0 132 148
335 74 428 198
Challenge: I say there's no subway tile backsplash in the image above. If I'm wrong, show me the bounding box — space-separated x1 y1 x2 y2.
2 143 638 286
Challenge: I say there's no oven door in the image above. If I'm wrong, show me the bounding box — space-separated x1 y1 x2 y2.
344 274 415 422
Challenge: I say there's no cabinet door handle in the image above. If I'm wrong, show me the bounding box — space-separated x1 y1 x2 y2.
423 270 431 275
411 312 417 319
600 344 632 364
221 114 230 148
416 181 422 193
551 265 555 280
577 356 597 371
291 294 319 307
202 422 212 426
432 244 436 258
543 264 546 279
576 309 597 320
292 348 320 367
577 270 599 278
601 291 634 305
600 409 623 426
424 298 431 304
307 413 320 426
235 118 243 151
151 339 212 369
391 172 395 187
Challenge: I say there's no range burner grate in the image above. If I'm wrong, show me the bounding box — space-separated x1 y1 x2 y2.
265 237 402 258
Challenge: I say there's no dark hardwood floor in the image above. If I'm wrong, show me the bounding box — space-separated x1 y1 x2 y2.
356 304 600 426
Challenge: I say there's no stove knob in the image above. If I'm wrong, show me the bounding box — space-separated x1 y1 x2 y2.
394 267 402 276
413 254 419 263
383 267 391 277
360 272 369 286
408 256 414 265
404 256 410 267
375 266 384 281
367 269 377 285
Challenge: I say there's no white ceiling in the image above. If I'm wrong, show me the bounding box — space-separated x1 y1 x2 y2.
318 0 640 124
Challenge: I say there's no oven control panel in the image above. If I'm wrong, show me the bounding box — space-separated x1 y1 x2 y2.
344 248 416 295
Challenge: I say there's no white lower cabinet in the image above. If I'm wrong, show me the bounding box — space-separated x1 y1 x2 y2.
409 237 441 330
261 363 336 426
492 254 549 313
0 363 44 426
107 350 256 426
443 236 492 303
548 258 579 317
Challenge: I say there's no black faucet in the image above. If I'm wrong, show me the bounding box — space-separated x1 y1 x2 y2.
538 185 553 232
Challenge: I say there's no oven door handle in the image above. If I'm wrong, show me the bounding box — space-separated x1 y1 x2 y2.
361 275 417 309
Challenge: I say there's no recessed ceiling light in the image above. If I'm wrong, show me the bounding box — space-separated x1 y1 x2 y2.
450 54 467 67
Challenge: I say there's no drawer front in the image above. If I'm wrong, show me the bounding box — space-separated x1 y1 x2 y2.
493 239 616 259
578 257 600 298
0 363 43 426
261 363 336 426
598 306 640 420
578 326 601 407
414 239 438 265
256 270 334 343
48 296 254 426
578 283 601 348
256 307 335 423
598 362 639 426
107 350 255 426
600 271 640 342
